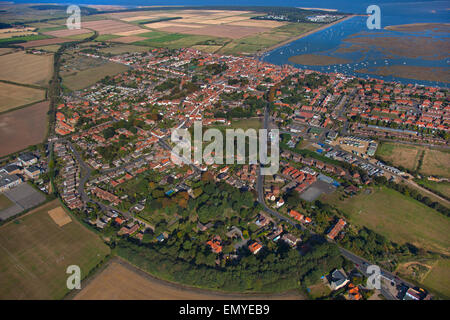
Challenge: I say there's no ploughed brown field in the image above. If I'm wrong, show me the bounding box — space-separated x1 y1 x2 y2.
42 28 92 38
74 260 305 300
19 38 75 48
81 19 146 35
0 101 49 157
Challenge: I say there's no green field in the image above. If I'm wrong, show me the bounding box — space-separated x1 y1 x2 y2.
62 62 129 91
422 259 450 299
0 194 14 211
416 179 450 199
231 118 262 130
0 200 110 299
0 34 52 45
322 186 450 255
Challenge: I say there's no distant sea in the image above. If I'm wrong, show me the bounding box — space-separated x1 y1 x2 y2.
10 0 450 86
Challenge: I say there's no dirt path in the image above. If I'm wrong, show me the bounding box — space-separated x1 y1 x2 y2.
403 178 450 207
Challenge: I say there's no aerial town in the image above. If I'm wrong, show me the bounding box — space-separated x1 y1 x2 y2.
1 43 447 301
0 3 448 305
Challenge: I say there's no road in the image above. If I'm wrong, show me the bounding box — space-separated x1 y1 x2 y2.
256 101 415 300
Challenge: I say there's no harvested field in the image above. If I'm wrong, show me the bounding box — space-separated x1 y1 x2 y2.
0 51 53 87
74 259 304 300
48 207 72 227
144 22 205 29
81 20 145 35
376 142 450 178
376 142 422 171
121 15 165 22
0 101 49 157
0 200 110 299
228 20 287 28
159 24 270 39
0 82 45 113
42 28 91 38
19 37 74 48
420 149 450 178
0 48 17 55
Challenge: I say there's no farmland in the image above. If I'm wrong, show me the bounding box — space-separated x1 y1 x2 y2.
376 142 422 171
421 148 450 178
322 186 450 255
0 51 53 87
0 82 45 113
0 101 49 157
83 9 325 55
73 259 304 300
0 200 110 299
376 142 450 178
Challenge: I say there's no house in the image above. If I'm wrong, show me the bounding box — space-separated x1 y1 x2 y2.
206 236 222 254
248 242 263 255
281 233 301 247
345 283 362 300
289 209 304 221
327 218 346 240
255 212 271 227
329 269 349 290
275 198 285 208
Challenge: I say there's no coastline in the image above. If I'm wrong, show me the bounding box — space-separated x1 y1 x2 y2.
385 22 450 31
257 14 357 56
